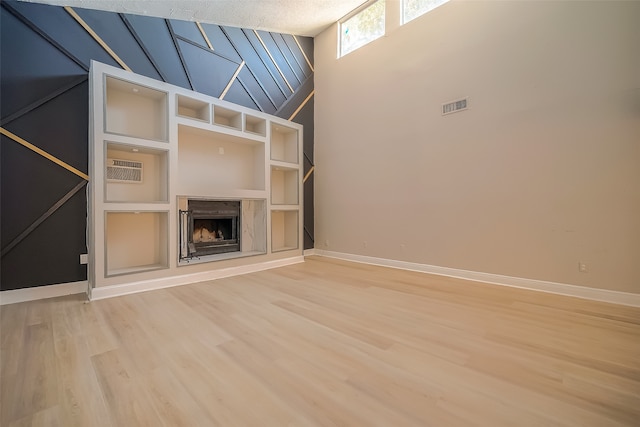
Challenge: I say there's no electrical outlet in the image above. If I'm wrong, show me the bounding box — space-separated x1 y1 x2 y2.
578 262 588 273
324 240 329 247
363 241 367 248
80 254 88 265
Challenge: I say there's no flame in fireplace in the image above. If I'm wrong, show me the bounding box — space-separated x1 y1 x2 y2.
193 226 223 243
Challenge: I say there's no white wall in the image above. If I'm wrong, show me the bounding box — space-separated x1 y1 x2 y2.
314 0 640 293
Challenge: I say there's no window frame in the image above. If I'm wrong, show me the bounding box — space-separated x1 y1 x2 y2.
338 0 386 58
401 0 449 25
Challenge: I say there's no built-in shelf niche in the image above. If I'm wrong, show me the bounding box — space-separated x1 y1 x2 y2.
178 125 265 194
105 76 168 142
271 123 299 164
244 114 267 136
271 166 299 205
213 105 242 130
177 95 210 122
105 142 169 203
105 211 169 276
271 210 298 252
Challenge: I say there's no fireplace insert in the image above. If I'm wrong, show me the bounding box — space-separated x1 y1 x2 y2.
179 200 240 260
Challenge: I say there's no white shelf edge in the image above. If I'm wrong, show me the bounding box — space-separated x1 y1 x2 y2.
103 204 171 212
106 263 168 277
101 132 172 149
176 117 267 144
104 200 171 205
270 161 300 170
176 190 268 200
269 204 300 210
272 245 299 253
176 114 210 124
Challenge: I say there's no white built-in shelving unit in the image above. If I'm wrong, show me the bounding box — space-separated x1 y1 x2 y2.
89 61 303 296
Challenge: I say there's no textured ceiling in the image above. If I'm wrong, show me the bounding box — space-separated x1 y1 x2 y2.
18 0 367 36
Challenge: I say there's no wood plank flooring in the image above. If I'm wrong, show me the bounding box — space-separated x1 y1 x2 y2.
1 256 639 426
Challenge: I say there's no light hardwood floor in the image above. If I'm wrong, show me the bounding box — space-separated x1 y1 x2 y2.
1 256 639 426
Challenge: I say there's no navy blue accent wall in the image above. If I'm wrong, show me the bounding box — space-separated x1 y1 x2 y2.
0 0 314 291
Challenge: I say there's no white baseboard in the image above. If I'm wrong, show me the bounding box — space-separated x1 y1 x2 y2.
0 281 88 305
314 250 640 308
303 248 317 256
7 253 638 308
90 256 305 301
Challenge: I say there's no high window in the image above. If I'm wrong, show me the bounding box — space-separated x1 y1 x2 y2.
402 0 449 24
340 0 386 57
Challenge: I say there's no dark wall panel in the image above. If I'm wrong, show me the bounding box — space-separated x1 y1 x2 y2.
295 98 315 164
242 29 291 101
276 76 314 119
169 20 208 48
177 39 238 98
5 2 117 71
1 187 87 290
240 30 289 106
224 79 260 111
272 33 306 84
304 173 315 249
1 0 314 291
0 140 83 247
283 34 313 77
6 82 88 172
221 26 282 112
295 98 315 250
200 23 243 63
296 36 314 69
73 9 162 80
256 30 302 92
125 15 191 90
237 67 276 114
0 8 86 119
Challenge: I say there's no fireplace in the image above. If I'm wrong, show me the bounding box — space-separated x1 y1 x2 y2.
179 200 240 260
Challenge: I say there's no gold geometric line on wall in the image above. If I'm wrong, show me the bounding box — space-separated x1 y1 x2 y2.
253 30 294 94
196 22 214 50
219 61 245 100
64 6 131 72
303 165 315 183
0 127 90 181
289 90 314 121
293 35 314 72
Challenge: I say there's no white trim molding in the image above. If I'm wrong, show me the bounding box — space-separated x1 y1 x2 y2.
0 281 87 305
314 250 640 308
90 256 304 301
303 248 317 257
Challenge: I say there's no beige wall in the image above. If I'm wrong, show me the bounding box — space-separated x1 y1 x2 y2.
314 0 640 293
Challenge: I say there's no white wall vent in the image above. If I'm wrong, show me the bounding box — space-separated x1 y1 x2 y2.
106 158 143 183
442 98 468 115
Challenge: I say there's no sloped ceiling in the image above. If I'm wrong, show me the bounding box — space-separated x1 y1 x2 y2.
17 0 367 36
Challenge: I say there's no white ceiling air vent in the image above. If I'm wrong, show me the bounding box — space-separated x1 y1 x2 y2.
106 158 143 183
442 98 468 115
